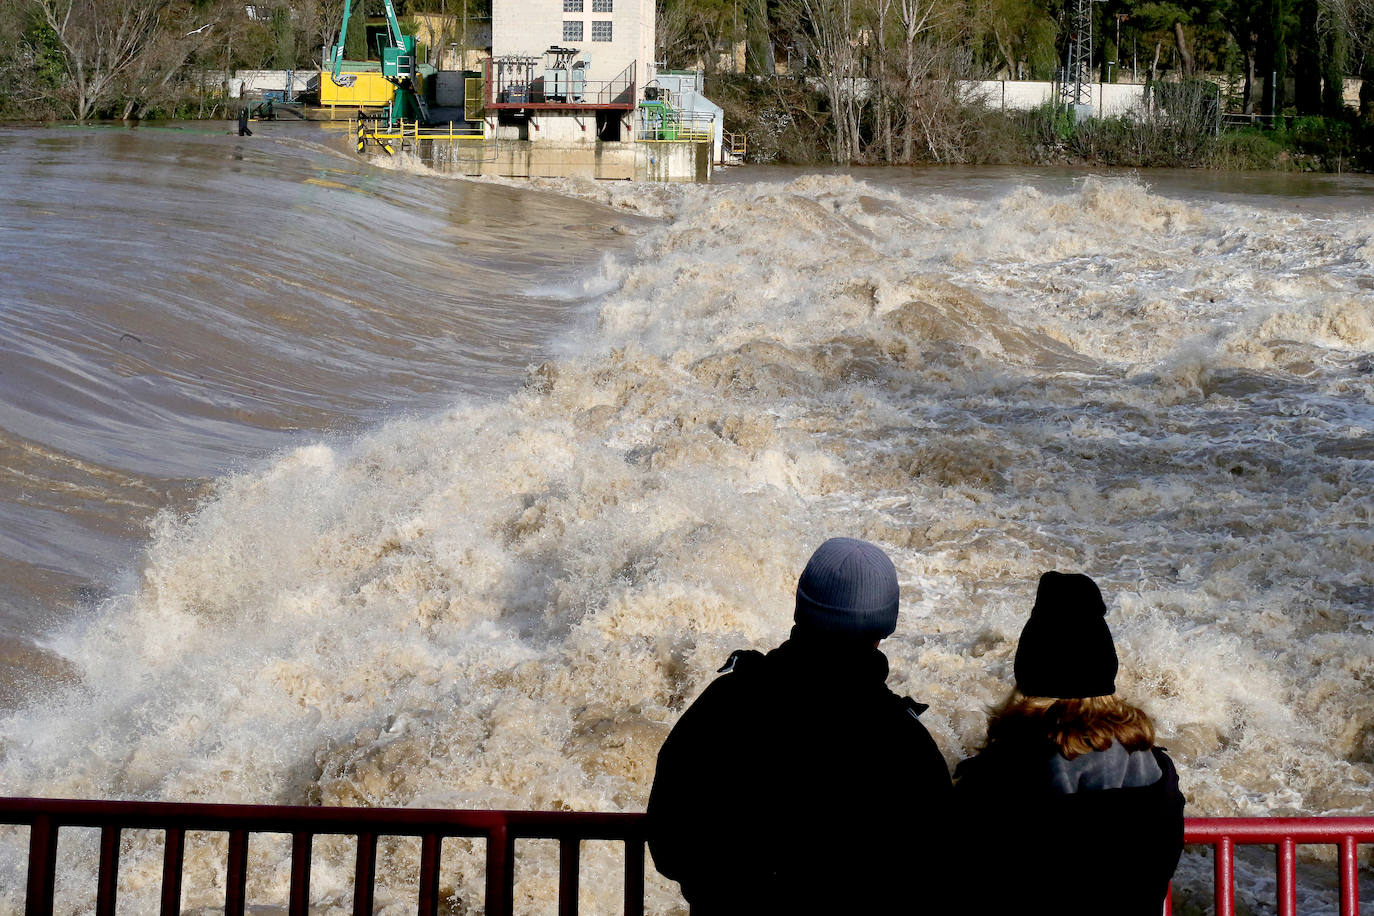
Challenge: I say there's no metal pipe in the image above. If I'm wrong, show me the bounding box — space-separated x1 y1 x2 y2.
226 829 249 916
559 838 580 916
289 832 312 916
624 837 645 916
1340 835 1358 916
1277 836 1296 916
24 814 57 916
485 822 511 916
418 833 442 916
1215 835 1234 916
160 828 185 916
96 826 120 916
353 832 378 916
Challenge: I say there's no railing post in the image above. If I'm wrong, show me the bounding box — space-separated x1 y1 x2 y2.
160 828 185 916
24 814 58 916
624 837 645 916
353 831 378 916
96 826 121 916
417 834 443 916
558 838 580 916
289 831 313 916
485 822 513 916
1276 836 1296 916
1339 835 1359 916
1215 836 1235 916
226 829 249 916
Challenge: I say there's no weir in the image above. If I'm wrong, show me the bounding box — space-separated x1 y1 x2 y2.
1 798 1369 916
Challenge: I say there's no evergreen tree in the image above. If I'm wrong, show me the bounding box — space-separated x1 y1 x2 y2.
1294 0 1320 113
1321 21 1347 115
270 5 295 69
344 0 367 60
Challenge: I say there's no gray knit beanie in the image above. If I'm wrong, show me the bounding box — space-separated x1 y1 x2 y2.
794 537 900 639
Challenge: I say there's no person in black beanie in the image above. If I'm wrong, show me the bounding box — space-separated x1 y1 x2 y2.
953 571 1185 916
647 538 953 915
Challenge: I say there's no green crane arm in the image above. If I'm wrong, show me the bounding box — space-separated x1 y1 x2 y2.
329 0 357 86
380 0 405 50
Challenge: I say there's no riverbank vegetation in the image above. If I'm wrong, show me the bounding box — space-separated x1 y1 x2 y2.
0 0 484 121
2 0 1373 170
665 0 1374 169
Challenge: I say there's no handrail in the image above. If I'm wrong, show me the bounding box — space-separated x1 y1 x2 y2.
1 798 1368 916
0 797 645 916
1173 818 1374 916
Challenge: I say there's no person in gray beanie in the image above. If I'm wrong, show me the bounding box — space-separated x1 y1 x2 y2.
647 538 953 916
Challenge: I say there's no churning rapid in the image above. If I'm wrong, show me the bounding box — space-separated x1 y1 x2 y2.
3 127 1374 913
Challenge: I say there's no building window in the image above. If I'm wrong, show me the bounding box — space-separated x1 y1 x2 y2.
592 0 612 10
563 0 582 10
562 20 583 41
591 20 612 41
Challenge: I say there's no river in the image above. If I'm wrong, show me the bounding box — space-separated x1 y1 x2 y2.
1 121 1372 913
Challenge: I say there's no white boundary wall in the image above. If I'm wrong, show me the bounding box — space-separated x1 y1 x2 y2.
960 80 1147 117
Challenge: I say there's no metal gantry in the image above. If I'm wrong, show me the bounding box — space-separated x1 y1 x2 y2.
1058 0 1097 110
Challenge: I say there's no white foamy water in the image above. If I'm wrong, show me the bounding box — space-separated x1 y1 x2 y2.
3 158 1374 913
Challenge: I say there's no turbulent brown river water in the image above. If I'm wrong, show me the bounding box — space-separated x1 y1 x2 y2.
2 121 1374 913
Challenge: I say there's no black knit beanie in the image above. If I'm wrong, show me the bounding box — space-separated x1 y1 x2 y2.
794 538 900 639
1013 571 1118 699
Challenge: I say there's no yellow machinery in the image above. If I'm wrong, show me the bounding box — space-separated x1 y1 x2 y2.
319 65 395 109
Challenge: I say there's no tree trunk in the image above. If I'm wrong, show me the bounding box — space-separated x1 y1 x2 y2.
1173 21 1195 77
1244 48 1255 114
1360 24 1374 121
875 0 891 162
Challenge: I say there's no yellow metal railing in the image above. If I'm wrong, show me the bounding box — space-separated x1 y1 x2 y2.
373 119 485 141
349 118 485 156
724 129 747 162
634 108 715 143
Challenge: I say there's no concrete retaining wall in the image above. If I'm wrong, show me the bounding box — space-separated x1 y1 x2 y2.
231 70 314 98
412 138 710 181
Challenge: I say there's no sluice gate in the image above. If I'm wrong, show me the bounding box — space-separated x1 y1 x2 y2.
1 797 1369 916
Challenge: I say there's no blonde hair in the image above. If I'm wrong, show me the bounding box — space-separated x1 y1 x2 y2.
984 689 1156 759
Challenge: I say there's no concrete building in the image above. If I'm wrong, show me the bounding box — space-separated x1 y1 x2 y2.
492 0 653 103
462 0 714 179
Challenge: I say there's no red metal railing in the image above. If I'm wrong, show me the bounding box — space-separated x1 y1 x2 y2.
1 799 1369 916
1171 818 1373 916
0 797 644 916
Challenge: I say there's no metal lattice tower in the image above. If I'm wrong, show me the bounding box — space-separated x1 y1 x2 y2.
1058 0 1095 109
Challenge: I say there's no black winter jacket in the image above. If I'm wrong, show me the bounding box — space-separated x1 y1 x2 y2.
952 742 1185 916
646 630 955 916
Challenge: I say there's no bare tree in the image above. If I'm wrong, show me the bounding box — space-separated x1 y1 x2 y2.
782 0 867 163
32 0 175 119
873 0 893 160
895 0 943 160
